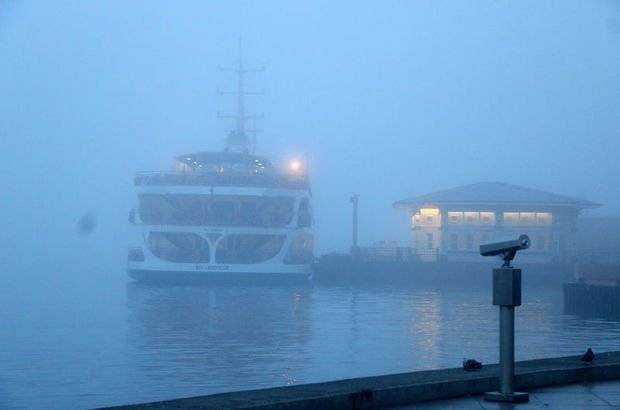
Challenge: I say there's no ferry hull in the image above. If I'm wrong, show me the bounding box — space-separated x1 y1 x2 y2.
128 268 311 285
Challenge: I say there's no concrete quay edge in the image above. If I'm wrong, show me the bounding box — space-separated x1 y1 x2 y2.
102 351 620 410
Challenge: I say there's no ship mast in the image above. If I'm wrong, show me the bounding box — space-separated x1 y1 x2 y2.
218 42 263 154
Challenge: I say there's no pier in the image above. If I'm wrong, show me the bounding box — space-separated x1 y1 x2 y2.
104 351 620 409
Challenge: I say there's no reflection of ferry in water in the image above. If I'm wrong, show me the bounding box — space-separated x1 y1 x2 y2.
127 59 313 283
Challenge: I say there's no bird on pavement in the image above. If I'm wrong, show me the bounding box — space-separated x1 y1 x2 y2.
462 358 483 371
581 347 595 364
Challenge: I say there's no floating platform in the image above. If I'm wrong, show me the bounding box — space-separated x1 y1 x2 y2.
564 281 620 319
564 263 620 318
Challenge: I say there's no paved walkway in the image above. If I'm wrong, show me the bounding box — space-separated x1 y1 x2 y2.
388 380 620 409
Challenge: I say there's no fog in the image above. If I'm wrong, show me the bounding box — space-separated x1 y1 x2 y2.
1 1 620 408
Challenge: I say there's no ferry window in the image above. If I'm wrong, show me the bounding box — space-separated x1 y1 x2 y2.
139 194 294 227
298 199 312 227
215 234 286 264
148 232 210 263
284 234 314 264
139 194 204 225
211 200 235 226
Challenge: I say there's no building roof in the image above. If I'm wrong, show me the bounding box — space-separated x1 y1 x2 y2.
393 182 600 210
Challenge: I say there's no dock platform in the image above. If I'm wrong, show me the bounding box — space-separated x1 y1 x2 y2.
103 351 620 409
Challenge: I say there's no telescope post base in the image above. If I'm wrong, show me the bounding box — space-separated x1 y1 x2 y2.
484 391 529 403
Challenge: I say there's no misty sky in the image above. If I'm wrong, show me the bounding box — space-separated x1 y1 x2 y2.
1 0 619 269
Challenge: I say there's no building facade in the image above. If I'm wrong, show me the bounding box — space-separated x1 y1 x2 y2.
393 182 599 264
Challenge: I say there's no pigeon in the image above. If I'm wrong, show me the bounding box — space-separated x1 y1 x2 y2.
462 358 483 371
581 347 595 364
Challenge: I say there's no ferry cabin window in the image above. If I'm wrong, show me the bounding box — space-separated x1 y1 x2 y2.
148 232 210 263
297 199 312 227
139 194 294 227
215 234 286 264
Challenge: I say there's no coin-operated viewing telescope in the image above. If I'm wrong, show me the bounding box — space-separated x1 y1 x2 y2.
480 235 531 404
480 234 530 268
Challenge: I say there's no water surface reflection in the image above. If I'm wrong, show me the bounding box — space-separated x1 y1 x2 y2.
2 279 620 409
126 283 313 399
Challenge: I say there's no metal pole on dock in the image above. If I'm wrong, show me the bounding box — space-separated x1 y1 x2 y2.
484 268 528 402
499 303 515 394
479 235 531 403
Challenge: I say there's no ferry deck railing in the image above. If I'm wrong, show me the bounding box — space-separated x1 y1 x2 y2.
134 171 310 190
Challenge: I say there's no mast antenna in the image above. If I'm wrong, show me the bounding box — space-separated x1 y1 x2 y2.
217 40 264 153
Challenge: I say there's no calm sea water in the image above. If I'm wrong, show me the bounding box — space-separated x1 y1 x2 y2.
1 270 619 409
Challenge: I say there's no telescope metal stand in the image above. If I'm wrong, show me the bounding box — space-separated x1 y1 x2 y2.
484 268 529 403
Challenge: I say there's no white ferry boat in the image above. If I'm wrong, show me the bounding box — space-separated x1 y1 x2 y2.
127 60 313 283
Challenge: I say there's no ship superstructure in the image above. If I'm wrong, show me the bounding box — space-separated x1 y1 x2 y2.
127 56 313 282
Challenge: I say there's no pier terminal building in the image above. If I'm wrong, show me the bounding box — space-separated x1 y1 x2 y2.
393 182 599 264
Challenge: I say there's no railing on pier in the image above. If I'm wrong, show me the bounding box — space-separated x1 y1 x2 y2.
352 246 439 262
576 249 620 266
134 171 310 190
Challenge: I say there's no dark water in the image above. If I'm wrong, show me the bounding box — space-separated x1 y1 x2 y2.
2 273 620 409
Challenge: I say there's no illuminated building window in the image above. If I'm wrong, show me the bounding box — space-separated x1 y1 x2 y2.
536 212 552 225
480 212 495 225
448 212 463 224
520 212 536 225
413 208 440 227
464 212 479 224
503 212 553 226
448 211 494 225
504 212 519 225
421 208 440 215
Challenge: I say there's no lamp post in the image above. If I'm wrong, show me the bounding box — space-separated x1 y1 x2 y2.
350 194 359 252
